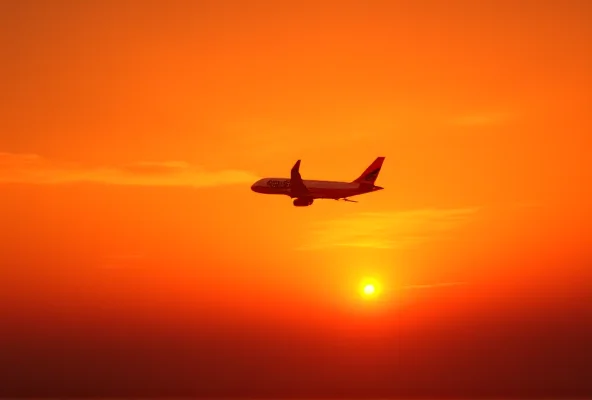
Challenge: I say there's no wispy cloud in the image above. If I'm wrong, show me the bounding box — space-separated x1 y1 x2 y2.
300 207 479 250
401 281 468 290
0 152 259 187
449 113 510 126
100 253 146 269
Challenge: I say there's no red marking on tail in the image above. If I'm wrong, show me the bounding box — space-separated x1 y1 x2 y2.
353 157 385 185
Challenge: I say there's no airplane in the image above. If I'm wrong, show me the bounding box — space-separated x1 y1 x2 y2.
250 157 385 207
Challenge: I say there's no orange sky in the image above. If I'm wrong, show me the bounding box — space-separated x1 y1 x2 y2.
1 0 592 397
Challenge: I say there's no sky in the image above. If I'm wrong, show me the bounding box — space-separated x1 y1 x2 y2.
1 0 592 397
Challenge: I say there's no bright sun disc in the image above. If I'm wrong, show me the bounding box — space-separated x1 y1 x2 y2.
359 278 381 299
363 284 375 295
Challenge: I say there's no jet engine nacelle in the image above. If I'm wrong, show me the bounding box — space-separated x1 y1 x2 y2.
293 198 314 207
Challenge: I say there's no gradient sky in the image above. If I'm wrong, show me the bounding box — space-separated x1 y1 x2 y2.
1 0 592 397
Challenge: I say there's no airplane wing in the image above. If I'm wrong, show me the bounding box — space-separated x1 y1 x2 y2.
290 160 311 198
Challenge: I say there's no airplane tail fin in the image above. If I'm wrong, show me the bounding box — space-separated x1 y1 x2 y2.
352 157 385 185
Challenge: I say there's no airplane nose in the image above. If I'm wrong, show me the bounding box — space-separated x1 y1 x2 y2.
251 183 258 192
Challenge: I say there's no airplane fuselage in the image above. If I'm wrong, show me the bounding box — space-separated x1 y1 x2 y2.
251 177 383 199
251 157 385 206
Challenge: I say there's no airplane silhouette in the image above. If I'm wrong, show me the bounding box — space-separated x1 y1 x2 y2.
251 157 385 207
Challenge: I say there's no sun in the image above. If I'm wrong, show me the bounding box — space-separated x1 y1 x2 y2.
359 277 381 299
363 283 376 296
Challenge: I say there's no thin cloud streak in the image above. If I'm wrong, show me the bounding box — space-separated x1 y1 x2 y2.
100 254 146 269
401 281 469 290
449 113 510 126
300 207 479 250
0 152 259 188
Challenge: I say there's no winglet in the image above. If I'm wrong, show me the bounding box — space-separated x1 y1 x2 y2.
291 159 303 182
290 159 309 197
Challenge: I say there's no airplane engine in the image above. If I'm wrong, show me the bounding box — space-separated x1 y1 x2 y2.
293 198 314 207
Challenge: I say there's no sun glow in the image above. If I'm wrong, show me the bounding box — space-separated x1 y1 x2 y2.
363 284 376 295
359 277 382 299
